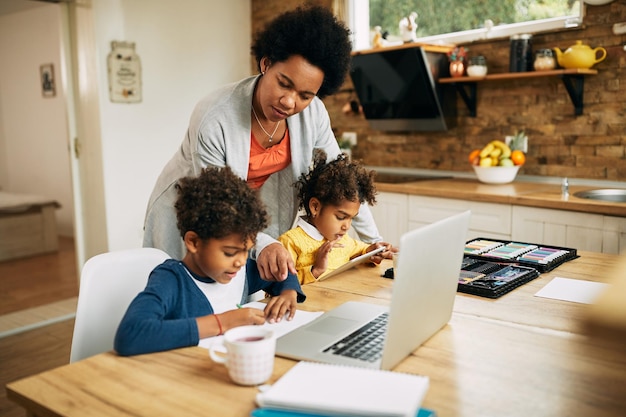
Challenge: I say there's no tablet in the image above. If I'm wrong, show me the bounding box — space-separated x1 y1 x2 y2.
316 246 385 282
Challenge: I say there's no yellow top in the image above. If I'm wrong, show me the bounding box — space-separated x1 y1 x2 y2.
278 218 369 284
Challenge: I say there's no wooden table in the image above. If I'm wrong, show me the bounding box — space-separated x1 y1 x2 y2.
7 252 626 417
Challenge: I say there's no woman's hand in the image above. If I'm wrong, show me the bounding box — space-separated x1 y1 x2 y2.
257 242 297 282
264 290 297 323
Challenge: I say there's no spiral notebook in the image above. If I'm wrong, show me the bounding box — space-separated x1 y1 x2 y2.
255 361 430 417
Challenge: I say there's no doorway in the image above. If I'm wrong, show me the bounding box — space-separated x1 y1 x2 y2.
0 1 78 314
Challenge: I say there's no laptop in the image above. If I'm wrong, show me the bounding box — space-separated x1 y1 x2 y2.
276 210 471 370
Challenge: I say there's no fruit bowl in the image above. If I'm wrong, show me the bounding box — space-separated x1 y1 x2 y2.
473 165 520 184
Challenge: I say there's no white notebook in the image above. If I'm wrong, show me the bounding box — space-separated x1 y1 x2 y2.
256 361 429 417
198 302 323 349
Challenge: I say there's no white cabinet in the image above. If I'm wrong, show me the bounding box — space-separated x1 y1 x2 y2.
369 192 408 246
372 191 626 254
603 216 626 254
512 206 626 254
408 196 512 240
370 192 512 244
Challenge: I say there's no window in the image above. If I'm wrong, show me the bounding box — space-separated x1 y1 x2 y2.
347 0 583 51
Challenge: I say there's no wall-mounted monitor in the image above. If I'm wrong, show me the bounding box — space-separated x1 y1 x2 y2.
350 46 456 132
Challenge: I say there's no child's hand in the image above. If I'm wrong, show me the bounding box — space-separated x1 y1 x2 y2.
312 238 344 278
221 307 266 329
264 290 297 323
366 242 395 264
196 308 266 338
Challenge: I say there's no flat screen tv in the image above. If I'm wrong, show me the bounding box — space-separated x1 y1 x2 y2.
350 46 456 131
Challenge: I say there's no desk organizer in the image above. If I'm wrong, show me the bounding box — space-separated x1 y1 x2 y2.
458 257 540 298
463 238 578 272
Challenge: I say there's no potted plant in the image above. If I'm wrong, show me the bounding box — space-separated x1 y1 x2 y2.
337 137 353 160
447 46 468 77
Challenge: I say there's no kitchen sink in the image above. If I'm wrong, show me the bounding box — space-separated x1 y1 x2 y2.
574 189 626 203
374 173 452 184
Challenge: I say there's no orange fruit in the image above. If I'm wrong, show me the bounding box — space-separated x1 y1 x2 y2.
511 150 526 166
468 149 481 165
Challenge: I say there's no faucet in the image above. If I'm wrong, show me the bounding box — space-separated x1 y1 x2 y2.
561 177 569 198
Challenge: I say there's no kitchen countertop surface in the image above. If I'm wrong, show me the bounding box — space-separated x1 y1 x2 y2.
369 167 626 217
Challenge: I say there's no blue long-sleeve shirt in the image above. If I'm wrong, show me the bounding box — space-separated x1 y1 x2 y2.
114 258 305 356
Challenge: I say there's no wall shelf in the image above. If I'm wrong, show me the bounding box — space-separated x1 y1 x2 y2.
438 68 598 117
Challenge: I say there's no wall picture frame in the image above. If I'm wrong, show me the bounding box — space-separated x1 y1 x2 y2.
40 63 56 98
107 41 142 103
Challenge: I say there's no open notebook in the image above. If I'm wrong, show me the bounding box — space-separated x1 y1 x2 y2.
276 210 471 370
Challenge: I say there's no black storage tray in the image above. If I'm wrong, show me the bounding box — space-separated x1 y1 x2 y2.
458 257 540 298
463 237 578 273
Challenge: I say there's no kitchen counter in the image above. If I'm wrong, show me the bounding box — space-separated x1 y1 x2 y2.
371 170 626 217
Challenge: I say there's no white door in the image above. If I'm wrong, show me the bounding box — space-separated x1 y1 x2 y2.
60 2 109 269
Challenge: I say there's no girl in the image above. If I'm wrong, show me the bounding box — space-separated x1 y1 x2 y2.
278 151 394 284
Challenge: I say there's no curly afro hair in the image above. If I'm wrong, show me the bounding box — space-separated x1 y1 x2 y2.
175 166 268 244
251 5 352 99
295 150 377 218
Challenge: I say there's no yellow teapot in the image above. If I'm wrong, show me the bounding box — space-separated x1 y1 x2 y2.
554 40 607 69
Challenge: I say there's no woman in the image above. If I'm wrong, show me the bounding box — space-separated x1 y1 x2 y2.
143 5 386 282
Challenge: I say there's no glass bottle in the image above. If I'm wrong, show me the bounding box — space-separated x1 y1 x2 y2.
509 34 533 72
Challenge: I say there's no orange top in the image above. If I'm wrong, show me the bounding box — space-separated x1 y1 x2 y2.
247 130 291 189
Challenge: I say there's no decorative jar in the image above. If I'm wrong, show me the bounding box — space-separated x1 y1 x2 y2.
467 56 488 77
509 34 533 72
534 49 556 71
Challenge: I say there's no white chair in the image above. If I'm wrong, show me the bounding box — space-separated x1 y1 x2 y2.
69 247 170 362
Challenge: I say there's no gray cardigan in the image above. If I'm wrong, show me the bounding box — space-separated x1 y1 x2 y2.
143 75 381 259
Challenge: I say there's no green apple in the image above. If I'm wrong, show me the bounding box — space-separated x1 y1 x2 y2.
499 158 514 167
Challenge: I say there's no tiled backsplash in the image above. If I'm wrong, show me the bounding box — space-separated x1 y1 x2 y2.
253 0 626 181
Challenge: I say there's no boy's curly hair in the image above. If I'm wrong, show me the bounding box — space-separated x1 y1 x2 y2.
295 150 377 218
250 5 352 99
175 167 268 244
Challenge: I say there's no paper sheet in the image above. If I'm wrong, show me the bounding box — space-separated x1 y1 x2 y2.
534 277 609 304
198 302 323 348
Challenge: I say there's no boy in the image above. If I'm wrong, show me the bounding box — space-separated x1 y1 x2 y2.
115 167 305 356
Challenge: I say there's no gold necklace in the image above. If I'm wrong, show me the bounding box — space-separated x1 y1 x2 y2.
252 106 280 143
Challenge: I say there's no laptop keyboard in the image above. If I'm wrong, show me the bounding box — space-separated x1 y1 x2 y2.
323 312 388 362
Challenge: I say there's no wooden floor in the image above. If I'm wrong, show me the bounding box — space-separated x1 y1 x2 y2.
0 238 78 416
0 236 78 315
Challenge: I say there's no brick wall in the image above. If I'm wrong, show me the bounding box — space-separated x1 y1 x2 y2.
252 1 626 181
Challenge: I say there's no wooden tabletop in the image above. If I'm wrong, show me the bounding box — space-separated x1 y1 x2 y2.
7 254 626 417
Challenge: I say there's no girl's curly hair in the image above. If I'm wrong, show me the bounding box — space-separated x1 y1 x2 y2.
251 5 352 98
295 150 377 217
175 167 268 244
